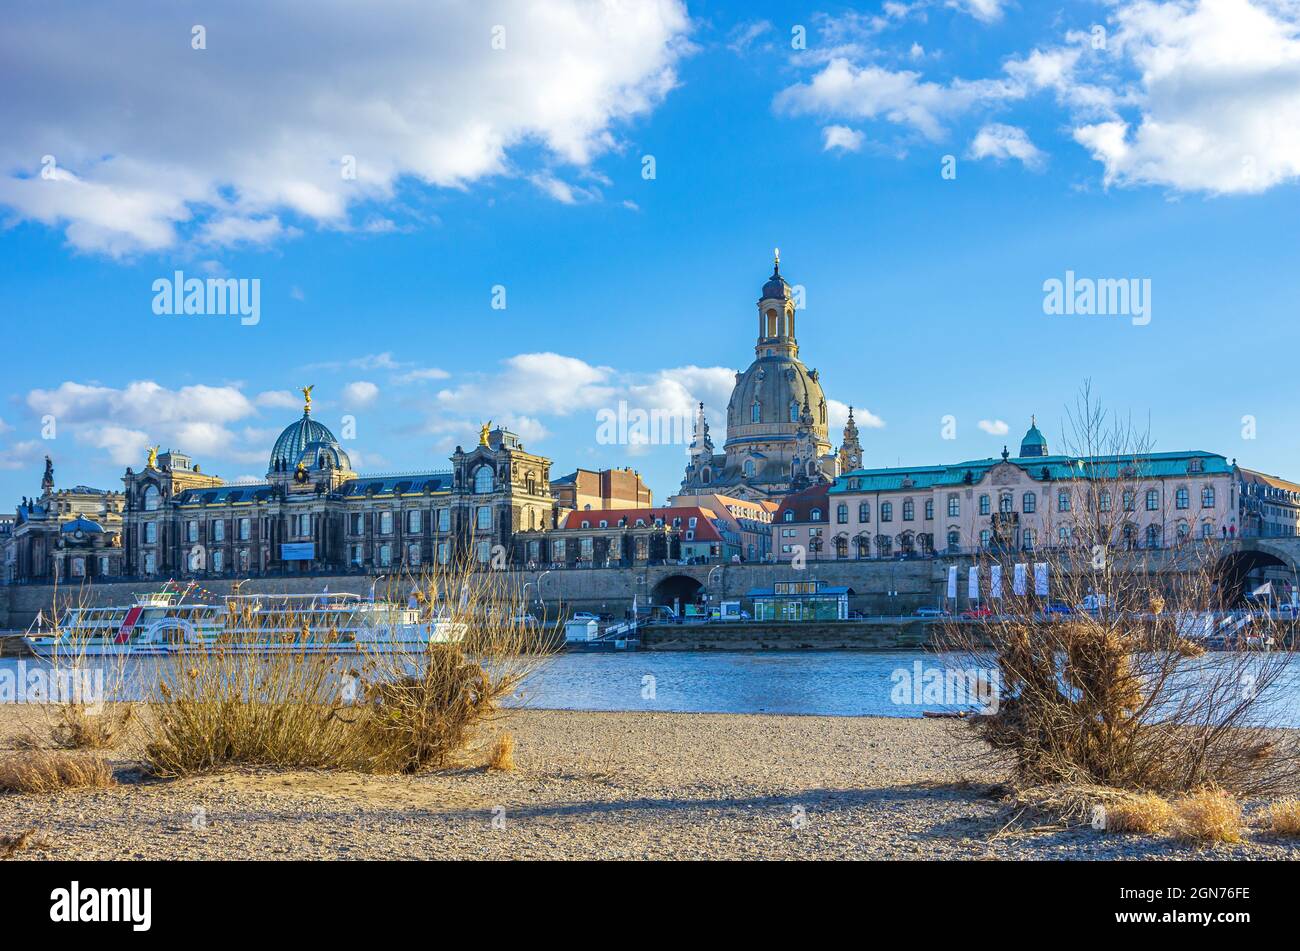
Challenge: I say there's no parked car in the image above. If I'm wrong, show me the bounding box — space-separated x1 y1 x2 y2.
571 611 599 621
1043 602 1074 616
961 607 994 619
914 607 949 618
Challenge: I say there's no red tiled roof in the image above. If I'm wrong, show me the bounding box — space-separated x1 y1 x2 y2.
773 483 830 523
555 506 723 541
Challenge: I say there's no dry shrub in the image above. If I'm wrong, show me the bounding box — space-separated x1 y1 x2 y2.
1266 798 1300 836
488 732 516 771
1105 793 1176 834
0 751 115 794
1174 788 1244 844
942 386 1300 800
139 564 549 777
52 704 133 751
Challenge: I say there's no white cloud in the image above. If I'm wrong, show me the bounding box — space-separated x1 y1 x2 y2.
255 390 300 410
822 125 866 152
969 123 1046 169
1069 0 1300 194
727 20 773 55
0 1 691 256
774 58 1021 141
978 419 1010 435
342 381 380 408
829 400 886 435
947 0 1007 23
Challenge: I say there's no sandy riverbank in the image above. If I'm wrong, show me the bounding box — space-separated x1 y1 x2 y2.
2 707 1299 860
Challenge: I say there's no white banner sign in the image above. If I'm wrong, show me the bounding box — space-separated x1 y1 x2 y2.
1013 563 1027 596
946 566 957 599
990 564 1002 599
1034 562 1049 596
968 566 979 600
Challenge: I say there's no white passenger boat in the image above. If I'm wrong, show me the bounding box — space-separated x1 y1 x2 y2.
22 585 466 657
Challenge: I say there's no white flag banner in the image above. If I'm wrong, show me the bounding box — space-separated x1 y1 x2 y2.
968 566 979 600
1034 562 1049 597
990 565 1003 600
1013 563 1027 596
946 566 958 599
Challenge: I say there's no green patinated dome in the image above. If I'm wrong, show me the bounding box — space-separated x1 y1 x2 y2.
269 412 350 473
1019 417 1048 457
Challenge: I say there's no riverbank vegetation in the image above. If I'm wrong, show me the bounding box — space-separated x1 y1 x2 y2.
942 387 1300 823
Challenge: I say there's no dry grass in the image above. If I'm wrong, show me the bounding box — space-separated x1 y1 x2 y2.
1104 793 1176 834
1174 788 1245 844
0 751 115 794
487 732 516 771
1265 798 1300 836
0 829 50 859
51 704 132 751
138 564 551 777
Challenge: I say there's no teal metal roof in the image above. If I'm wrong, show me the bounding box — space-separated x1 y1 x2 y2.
831 451 1229 494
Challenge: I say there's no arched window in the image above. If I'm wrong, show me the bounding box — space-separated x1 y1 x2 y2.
743 459 755 478
810 508 822 522
789 401 799 422
143 485 160 512
473 465 493 494
1145 524 1161 549
947 530 960 553
783 510 794 522
999 494 1013 514
701 468 711 485
835 536 848 559
752 401 761 423
1201 486 1216 508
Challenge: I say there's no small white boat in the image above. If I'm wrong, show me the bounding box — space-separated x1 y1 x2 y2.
23 585 465 657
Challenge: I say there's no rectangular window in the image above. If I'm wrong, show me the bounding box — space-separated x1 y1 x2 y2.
350 545 363 566
213 519 225 541
407 510 422 533
553 539 566 560
947 496 959 518
477 506 492 531
438 509 451 532
144 522 157 544
1201 487 1216 508
144 552 157 574
238 517 251 540
880 502 893 522
186 520 198 542
379 511 393 535
979 495 991 516
378 544 392 567
1146 489 1160 511
1058 491 1071 512
437 542 449 564
924 499 934 520
1023 493 1036 514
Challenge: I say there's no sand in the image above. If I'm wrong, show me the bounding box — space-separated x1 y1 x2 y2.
1 706 1298 860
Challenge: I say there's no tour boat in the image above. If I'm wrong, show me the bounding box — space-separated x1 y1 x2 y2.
22 587 466 657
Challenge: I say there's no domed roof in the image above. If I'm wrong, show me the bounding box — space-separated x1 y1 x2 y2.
61 516 103 534
1019 417 1048 457
727 355 827 442
761 262 791 301
270 412 342 472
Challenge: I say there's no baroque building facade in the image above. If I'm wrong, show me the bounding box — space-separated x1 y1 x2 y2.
676 254 850 503
779 420 1240 561
5 456 125 582
116 390 554 579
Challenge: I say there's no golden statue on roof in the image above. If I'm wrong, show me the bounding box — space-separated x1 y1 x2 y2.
146 445 159 469
479 421 492 446
302 384 314 414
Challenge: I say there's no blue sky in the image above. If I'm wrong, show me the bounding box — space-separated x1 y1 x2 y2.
3 0 1300 505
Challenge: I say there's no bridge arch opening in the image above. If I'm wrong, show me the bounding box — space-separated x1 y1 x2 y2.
652 574 704 613
1214 548 1297 607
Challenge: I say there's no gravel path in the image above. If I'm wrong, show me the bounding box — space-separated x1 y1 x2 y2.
2 708 1298 860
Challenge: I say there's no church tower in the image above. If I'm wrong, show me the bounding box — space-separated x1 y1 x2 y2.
756 249 798 360
838 407 863 473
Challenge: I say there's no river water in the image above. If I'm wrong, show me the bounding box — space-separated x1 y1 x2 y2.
6 650 1300 724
